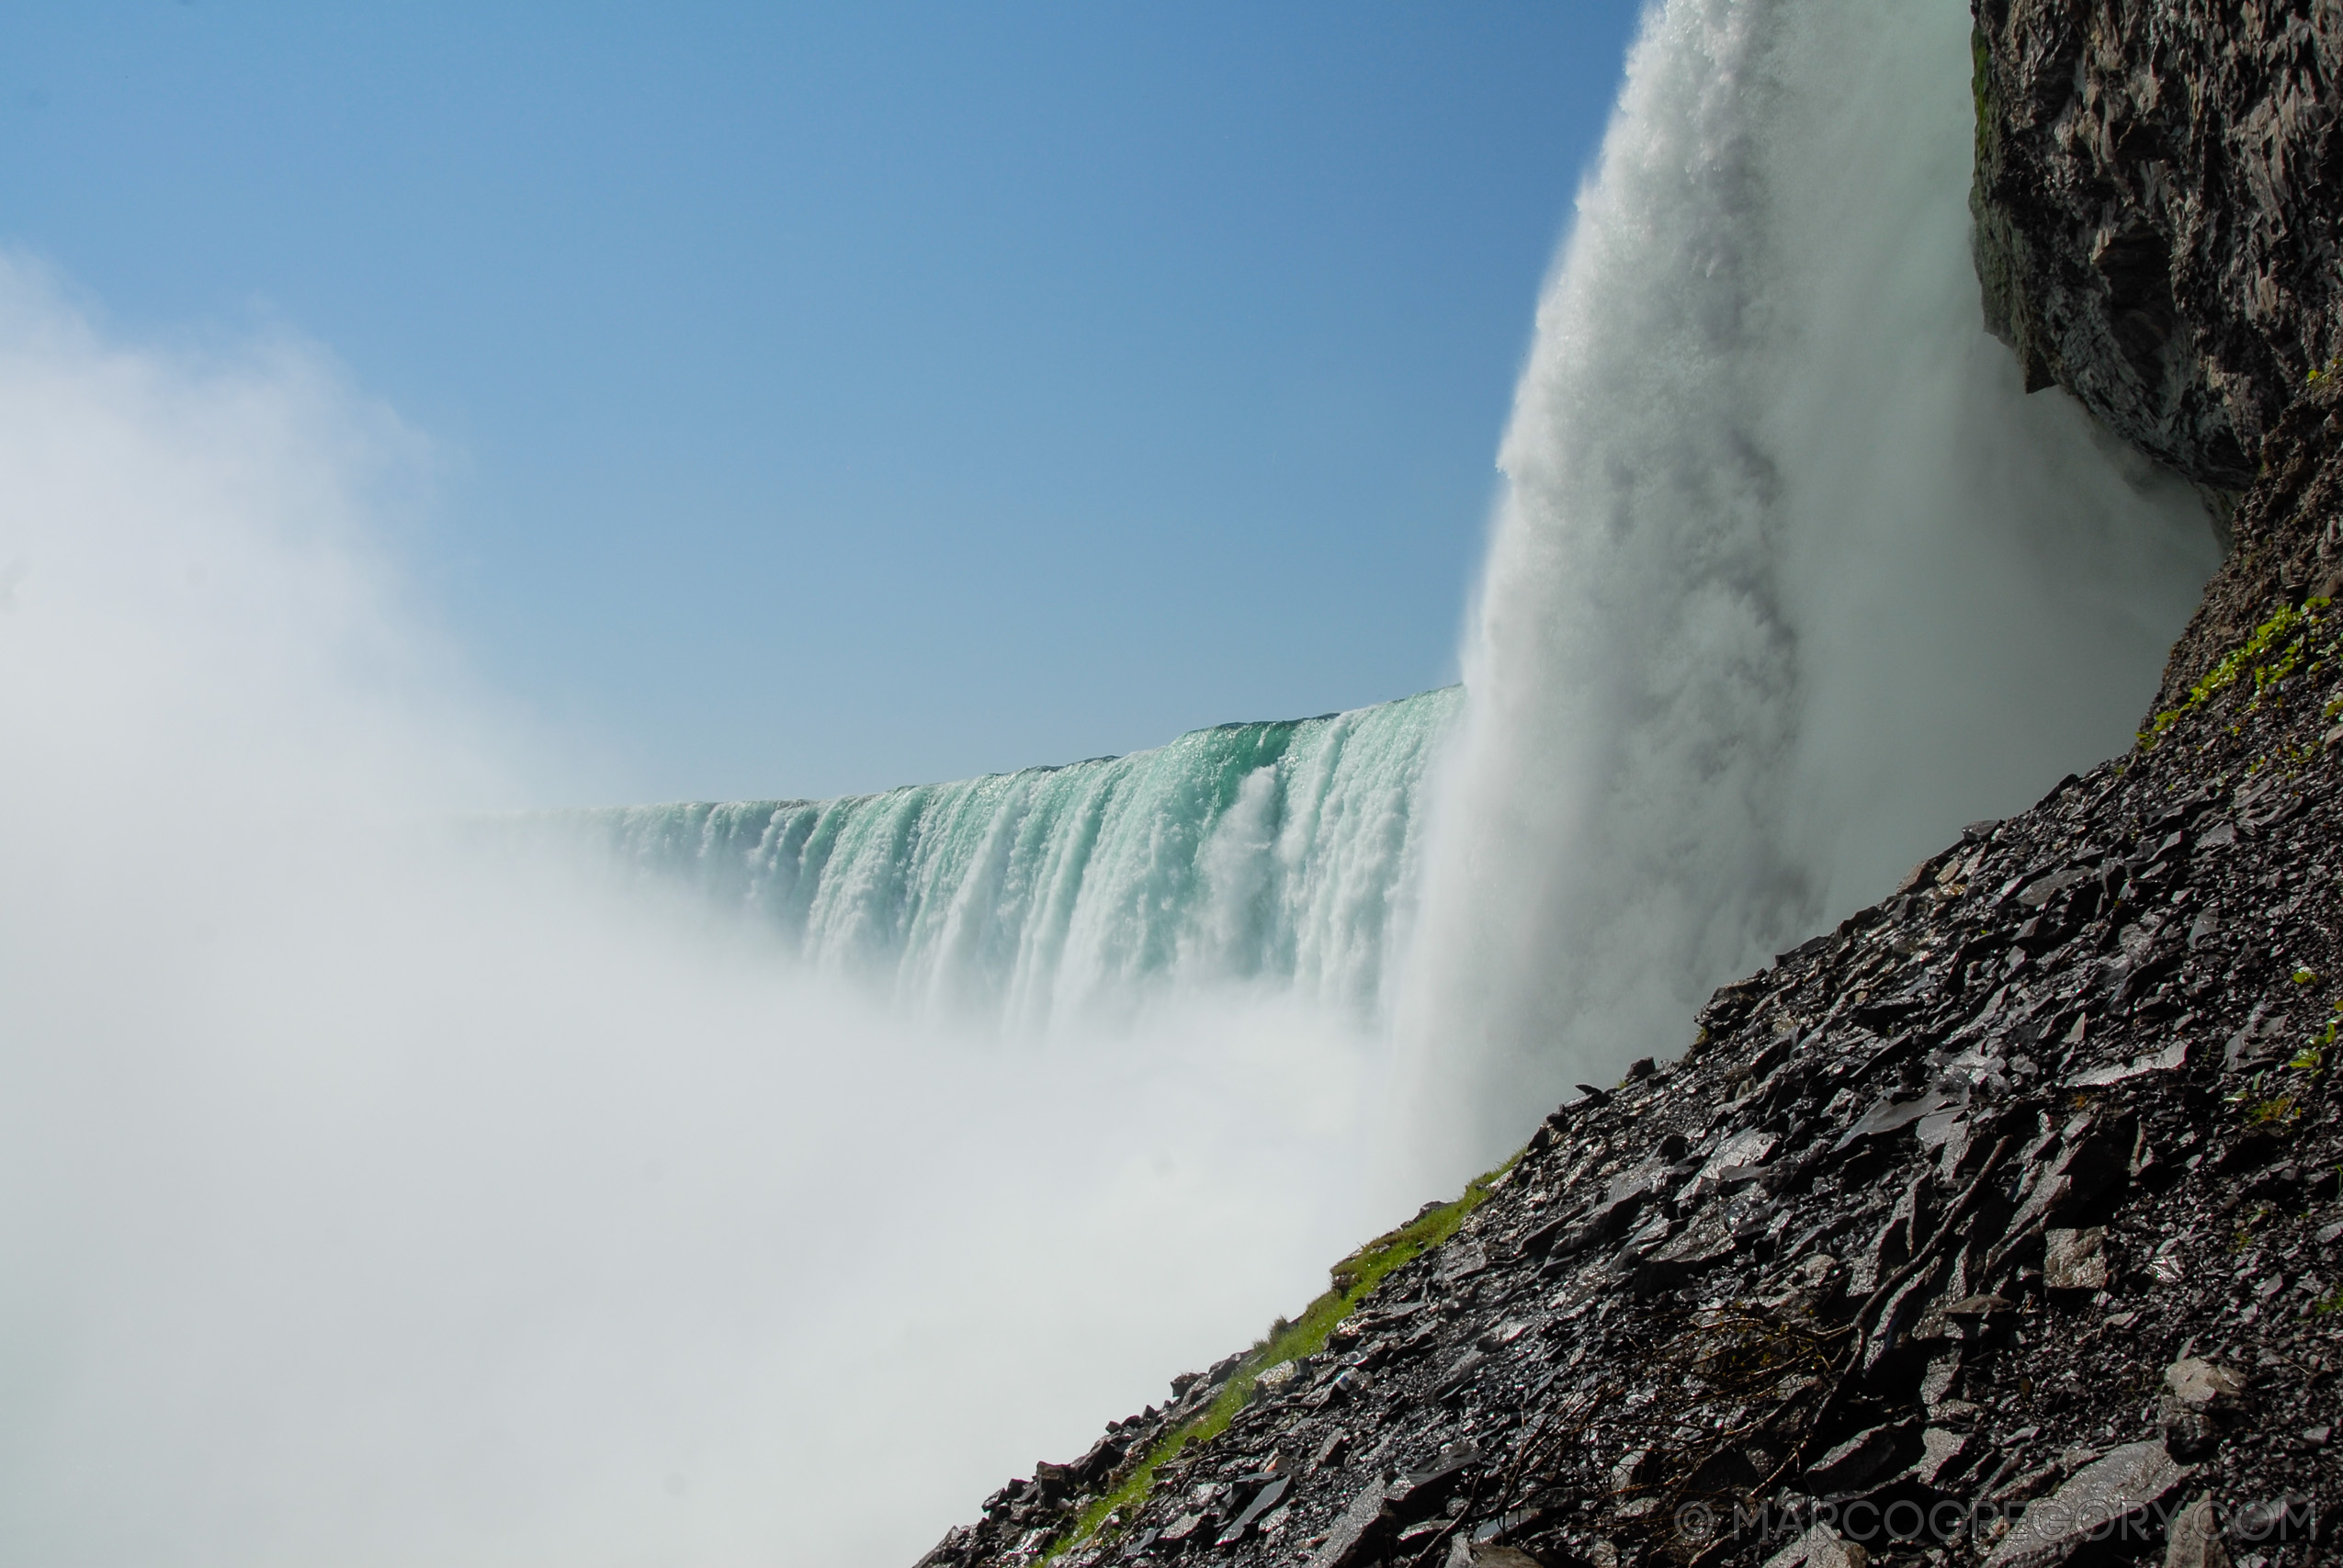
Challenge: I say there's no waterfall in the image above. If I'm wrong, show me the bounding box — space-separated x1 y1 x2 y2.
1398 0 2219 1168
557 0 2218 1156
549 687 1458 1031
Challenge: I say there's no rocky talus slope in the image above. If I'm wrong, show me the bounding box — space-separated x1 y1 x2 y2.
919 383 2343 1568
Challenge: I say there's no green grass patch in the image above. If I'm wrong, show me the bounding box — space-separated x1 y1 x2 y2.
1039 1153 1522 1562
2140 597 2332 750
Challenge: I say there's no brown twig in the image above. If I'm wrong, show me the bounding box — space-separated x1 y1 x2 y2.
1682 1134 2016 1568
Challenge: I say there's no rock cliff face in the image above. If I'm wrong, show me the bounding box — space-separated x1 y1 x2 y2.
2153 376 2343 711
916 5 2343 1565
1971 0 2343 491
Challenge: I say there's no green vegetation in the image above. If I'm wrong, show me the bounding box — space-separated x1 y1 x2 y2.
2299 1000 2343 1075
2140 597 2333 750
1040 1153 1522 1562
2225 1056 2311 1126
2246 1094 2304 1127
2269 738 2323 773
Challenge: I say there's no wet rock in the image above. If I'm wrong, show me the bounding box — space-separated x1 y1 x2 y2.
1912 1292 2012 1345
2161 1406 2221 1463
1514 1213 1570 1259
1444 1544 1542 1568
2224 1007 2291 1073
1763 1521 1870 1568
1158 1509 1207 1545
2043 1227 2111 1292
1984 1441 2187 1567
1907 1426 1971 1487
2166 1358 2247 1412
1835 1087 1963 1151
1441 1240 1489 1280
2068 1039 2190 1088
1214 1475 1286 1547
2054 1113 2138 1213
2162 1495 2232 1568
1561 1188 1654 1258
2227 1494 2315 1552
914 1524 973 1568
1429 1349 1486 1400
1684 1128 1779 1204
1802 1422 1911 1495
1305 1477 1387 1568
1650 1210 1737 1272
1919 1348 1963 1409
1388 1440 1480 1516
2019 869 2088 908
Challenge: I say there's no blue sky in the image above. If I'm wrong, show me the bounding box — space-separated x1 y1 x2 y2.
3 2 1642 803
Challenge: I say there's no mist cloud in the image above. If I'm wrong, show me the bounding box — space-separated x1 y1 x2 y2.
0 257 1405 1567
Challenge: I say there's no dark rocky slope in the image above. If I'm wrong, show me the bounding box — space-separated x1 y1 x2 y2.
917 5 2343 1564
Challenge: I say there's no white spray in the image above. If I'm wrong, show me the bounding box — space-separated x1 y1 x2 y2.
0 259 1409 1567
1399 0 2216 1171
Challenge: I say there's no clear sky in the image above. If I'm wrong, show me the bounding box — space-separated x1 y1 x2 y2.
2 2 1643 804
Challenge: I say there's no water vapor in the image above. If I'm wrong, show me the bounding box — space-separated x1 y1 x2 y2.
0 258 1404 1566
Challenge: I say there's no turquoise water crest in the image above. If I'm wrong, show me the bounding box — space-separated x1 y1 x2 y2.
552 687 1459 1031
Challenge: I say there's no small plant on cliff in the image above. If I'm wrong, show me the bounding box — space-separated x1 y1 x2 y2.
2142 598 2336 749
2303 1000 2343 1072
2227 1058 2307 1128
2247 1094 2304 1126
